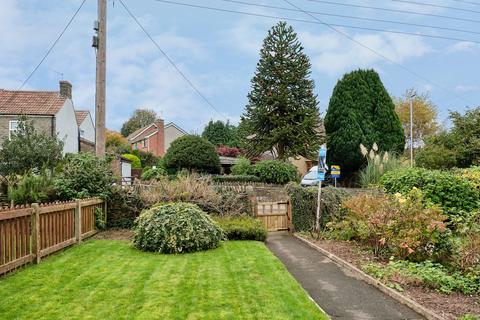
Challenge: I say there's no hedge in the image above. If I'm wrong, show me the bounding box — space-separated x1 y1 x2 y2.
107 187 147 229
286 183 350 232
211 175 261 183
212 216 267 241
380 167 480 217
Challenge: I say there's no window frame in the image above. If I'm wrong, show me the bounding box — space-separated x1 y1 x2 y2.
9 120 19 140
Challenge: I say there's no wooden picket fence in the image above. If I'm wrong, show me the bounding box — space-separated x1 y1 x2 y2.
0 198 105 275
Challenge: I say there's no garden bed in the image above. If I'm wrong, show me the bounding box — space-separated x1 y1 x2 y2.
306 236 480 319
0 239 327 319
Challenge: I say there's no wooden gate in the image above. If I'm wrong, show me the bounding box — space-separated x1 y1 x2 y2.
254 200 292 232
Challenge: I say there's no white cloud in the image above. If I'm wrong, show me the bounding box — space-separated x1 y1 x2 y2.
301 31 432 76
447 42 480 53
455 85 480 93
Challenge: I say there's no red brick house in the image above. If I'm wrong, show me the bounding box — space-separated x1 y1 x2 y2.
127 119 186 157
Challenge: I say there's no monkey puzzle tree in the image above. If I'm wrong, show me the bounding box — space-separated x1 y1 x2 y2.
240 21 322 160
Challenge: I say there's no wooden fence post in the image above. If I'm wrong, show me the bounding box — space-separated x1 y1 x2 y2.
31 203 41 264
103 200 107 227
75 199 82 244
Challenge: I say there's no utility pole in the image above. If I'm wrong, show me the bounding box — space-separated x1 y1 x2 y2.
94 0 106 157
409 93 416 167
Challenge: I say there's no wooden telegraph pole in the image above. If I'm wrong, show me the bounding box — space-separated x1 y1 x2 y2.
95 0 106 157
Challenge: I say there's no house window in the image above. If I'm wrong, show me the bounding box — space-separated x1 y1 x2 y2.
143 139 147 148
9 121 19 140
79 129 85 138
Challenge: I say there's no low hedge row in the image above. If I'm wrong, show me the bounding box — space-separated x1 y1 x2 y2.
286 183 350 232
211 175 261 183
107 187 147 229
212 216 267 241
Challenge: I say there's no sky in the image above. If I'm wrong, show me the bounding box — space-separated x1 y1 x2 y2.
0 0 479 133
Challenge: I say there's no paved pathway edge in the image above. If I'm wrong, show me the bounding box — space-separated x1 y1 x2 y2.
293 234 445 320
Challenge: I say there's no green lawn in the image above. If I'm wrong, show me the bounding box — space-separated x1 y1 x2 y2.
0 240 328 320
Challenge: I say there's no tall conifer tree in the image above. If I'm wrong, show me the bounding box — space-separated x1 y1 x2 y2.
241 21 321 159
325 69 405 173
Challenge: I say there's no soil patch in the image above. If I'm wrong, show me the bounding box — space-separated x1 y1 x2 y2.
308 237 480 319
93 229 134 241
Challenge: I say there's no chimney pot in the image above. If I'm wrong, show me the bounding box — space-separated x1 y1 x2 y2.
59 80 72 99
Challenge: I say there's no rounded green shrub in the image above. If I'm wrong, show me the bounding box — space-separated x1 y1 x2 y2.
231 157 253 175
133 202 224 253
163 135 221 174
141 167 167 181
380 167 480 217
122 154 142 169
252 160 298 184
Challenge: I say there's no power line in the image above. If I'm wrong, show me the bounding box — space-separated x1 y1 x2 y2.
218 0 480 36
155 0 480 43
0 0 87 111
281 0 473 106
391 0 480 13
451 0 480 6
117 0 228 121
306 0 480 24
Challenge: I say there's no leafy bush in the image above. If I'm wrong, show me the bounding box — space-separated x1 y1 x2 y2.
415 144 457 170
211 175 260 183
252 160 298 184
132 150 158 168
286 183 350 232
107 187 147 229
7 172 56 205
140 167 167 181
163 135 221 174
363 260 480 295
212 216 267 241
380 167 479 218
216 145 241 157
335 189 446 259
358 143 403 188
231 157 254 176
122 153 141 169
54 153 114 200
0 116 64 175
454 167 480 191
133 202 224 253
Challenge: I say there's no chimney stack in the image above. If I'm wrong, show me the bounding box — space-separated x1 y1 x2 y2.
59 80 72 99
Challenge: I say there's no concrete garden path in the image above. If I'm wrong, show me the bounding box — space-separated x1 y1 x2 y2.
266 233 424 320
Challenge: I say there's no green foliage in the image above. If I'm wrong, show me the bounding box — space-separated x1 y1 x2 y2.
454 167 480 191
54 153 114 200
240 21 322 159
252 160 298 184
106 187 147 229
325 69 405 175
95 207 106 230
358 144 403 188
212 216 267 241
415 143 457 170
286 183 349 232
335 189 447 259
460 315 479 320
106 130 130 154
140 166 167 181
0 117 64 175
212 175 261 183
231 157 254 176
7 172 55 205
122 153 141 169
120 109 157 137
133 202 225 253
202 120 238 147
363 260 480 295
450 108 480 167
380 167 480 218
163 135 220 174
132 150 158 168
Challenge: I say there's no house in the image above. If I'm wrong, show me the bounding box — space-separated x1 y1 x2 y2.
0 81 91 154
127 119 187 157
75 110 95 152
